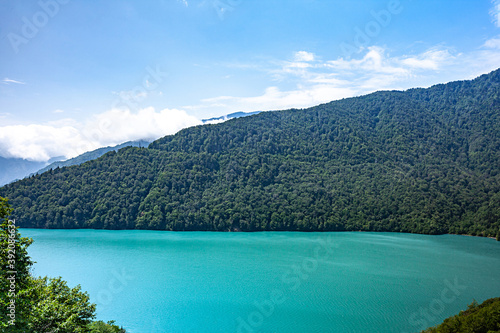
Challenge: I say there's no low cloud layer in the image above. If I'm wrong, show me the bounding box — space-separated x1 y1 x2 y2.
0 108 201 162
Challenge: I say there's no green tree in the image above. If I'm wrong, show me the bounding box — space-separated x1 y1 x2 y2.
0 196 33 331
88 320 126 333
0 197 126 332
27 277 96 333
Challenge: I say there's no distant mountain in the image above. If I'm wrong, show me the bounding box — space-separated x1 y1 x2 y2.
0 157 51 186
32 140 151 176
1 69 499 238
202 111 261 123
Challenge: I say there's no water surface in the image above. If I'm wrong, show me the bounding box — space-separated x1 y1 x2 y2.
21 230 500 333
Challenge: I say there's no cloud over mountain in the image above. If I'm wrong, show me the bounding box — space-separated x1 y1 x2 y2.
0 108 201 162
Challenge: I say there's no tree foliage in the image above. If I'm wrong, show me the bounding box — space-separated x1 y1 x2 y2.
0 197 125 332
88 320 126 333
0 197 33 331
1 70 500 237
422 297 500 333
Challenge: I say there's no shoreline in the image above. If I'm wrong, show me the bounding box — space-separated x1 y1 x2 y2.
17 227 499 240
447 233 497 240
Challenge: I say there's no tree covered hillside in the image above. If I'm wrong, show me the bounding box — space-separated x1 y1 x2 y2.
422 297 500 333
1 70 499 237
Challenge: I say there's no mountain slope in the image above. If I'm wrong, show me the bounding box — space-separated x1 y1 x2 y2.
1 70 499 237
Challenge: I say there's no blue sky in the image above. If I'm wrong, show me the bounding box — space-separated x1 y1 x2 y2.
1 0 500 161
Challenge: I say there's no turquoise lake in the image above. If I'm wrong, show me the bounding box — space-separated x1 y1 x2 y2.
21 230 500 333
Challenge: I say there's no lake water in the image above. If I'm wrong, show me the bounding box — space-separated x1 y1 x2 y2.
21 230 500 333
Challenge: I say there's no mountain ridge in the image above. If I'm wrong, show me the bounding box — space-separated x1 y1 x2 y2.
1 69 499 238
201 111 262 124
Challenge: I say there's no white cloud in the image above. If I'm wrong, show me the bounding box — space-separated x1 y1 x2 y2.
399 49 454 70
52 109 65 114
85 107 201 146
0 125 82 162
491 0 500 27
294 51 315 62
326 46 409 75
192 84 356 114
185 44 500 116
323 47 453 75
0 108 201 161
2 78 25 85
484 36 500 49
277 51 317 74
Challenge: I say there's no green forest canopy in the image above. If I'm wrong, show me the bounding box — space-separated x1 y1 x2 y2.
1 69 499 237
422 297 500 333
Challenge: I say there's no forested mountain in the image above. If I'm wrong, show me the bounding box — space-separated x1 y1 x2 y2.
1 69 499 237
